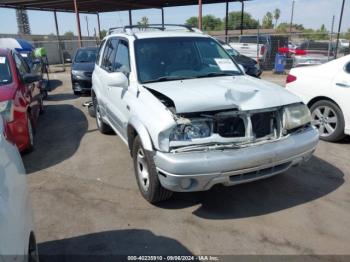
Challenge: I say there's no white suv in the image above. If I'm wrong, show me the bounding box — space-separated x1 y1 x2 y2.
91 25 319 203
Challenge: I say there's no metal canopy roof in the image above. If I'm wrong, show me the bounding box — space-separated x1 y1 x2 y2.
0 0 250 13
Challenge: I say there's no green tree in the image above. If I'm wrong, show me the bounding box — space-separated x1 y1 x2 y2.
185 16 198 27
276 22 305 33
63 31 74 38
273 8 281 28
100 29 107 39
262 12 273 29
202 15 223 31
225 11 259 30
137 16 149 26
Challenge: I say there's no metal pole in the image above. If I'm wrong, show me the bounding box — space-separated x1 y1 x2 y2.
257 19 260 62
85 16 90 37
289 0 295 35
96 12 101 40
53 11 65 70
161 8 164 27
198 0 202 30
73 0 82 47
129 10 132 26
328 15 335 60
335 0 346 59
240 0 244 35
225 1 229 42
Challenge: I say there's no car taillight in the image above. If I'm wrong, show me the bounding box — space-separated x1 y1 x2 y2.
295 49 307 55
286 74 297 84
260 45 266 55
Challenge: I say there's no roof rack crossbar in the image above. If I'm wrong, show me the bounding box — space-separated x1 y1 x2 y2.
107 24 203 36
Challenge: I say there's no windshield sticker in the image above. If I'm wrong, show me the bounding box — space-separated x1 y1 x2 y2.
20 53 28 58
214 58 236 71
0 57 6 64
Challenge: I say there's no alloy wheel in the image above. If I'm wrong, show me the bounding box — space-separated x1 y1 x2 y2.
136 147 150 192
311 106 338 137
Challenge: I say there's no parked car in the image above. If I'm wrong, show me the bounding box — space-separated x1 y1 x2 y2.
286 55 350 142
338 38 350 52
229 35 270 62
218 39 262 77
0 117 39 261
293 41 334 67
71 47 98 95
0 48 43 152
91 25 318 203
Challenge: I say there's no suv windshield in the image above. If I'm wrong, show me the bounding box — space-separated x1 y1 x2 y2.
74 49 97 63
135 37 242 84
0 56 12 86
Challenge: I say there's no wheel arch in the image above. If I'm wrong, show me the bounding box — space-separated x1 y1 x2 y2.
127 117 153 156
307 96 341 109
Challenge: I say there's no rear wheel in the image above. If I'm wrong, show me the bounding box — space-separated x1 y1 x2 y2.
95 100 113 134
132 136 173 203
310 100 346 142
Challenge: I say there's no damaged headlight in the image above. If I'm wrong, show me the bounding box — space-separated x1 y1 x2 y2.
283 103 311 131
170 120 212 141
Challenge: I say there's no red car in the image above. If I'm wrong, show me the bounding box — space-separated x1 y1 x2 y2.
0 48 43 152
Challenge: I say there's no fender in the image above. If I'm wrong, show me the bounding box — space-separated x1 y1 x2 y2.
128 116 153 151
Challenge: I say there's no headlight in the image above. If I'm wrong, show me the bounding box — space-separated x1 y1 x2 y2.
283 103 311 131
0 100 14 122
71 70 84 76
170 120 212 141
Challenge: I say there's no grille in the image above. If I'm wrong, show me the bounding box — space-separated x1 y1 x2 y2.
216 116 245 137
251 111 276 138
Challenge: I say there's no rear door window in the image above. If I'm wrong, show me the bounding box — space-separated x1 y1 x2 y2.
0 56 12 86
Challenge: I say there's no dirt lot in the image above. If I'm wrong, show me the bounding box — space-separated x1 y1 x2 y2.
22 70 350 260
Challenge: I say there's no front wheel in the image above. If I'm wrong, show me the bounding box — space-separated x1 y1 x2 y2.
310 100 346 142
132 136 173 203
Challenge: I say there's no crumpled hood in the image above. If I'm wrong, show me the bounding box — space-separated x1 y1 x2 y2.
144 76 302 113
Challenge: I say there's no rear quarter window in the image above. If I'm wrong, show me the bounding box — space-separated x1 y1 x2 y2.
0 56 13 86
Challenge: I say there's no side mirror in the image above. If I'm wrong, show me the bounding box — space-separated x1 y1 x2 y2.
23 73 42 84
238 64 246 73
106 72 129 88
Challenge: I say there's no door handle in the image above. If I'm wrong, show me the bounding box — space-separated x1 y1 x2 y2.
336 83 350 88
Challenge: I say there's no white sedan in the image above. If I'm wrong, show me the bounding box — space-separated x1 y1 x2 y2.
0 117 38 261
286 55 350 142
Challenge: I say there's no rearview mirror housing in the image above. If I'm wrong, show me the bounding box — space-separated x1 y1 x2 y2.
107 72 129 88
23 73 42 84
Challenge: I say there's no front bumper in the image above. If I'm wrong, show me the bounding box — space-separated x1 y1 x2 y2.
72 75 92 91
154 127 319 192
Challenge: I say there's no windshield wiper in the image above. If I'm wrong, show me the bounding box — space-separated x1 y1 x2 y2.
143 75 195 84
196 72 239 78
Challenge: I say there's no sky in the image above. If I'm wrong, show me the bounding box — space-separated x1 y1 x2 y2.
0 0 349 36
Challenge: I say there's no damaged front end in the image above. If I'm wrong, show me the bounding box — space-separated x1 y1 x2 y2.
158 104 312 153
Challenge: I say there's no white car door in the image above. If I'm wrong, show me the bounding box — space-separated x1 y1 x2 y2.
104 38 131 138
332 59 350 132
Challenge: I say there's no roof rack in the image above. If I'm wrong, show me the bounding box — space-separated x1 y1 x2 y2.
107 24 203 36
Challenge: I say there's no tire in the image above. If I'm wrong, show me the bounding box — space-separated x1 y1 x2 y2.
95 99 113 134
88 95 97 118
132 136 173 203
74 90 81 96
310 100 346 142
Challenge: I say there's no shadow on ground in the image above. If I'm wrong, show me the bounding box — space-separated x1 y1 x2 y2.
38 229 192 262
22 104 88 174
46 93 79 101
157 156 344 219
47 79 63 92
